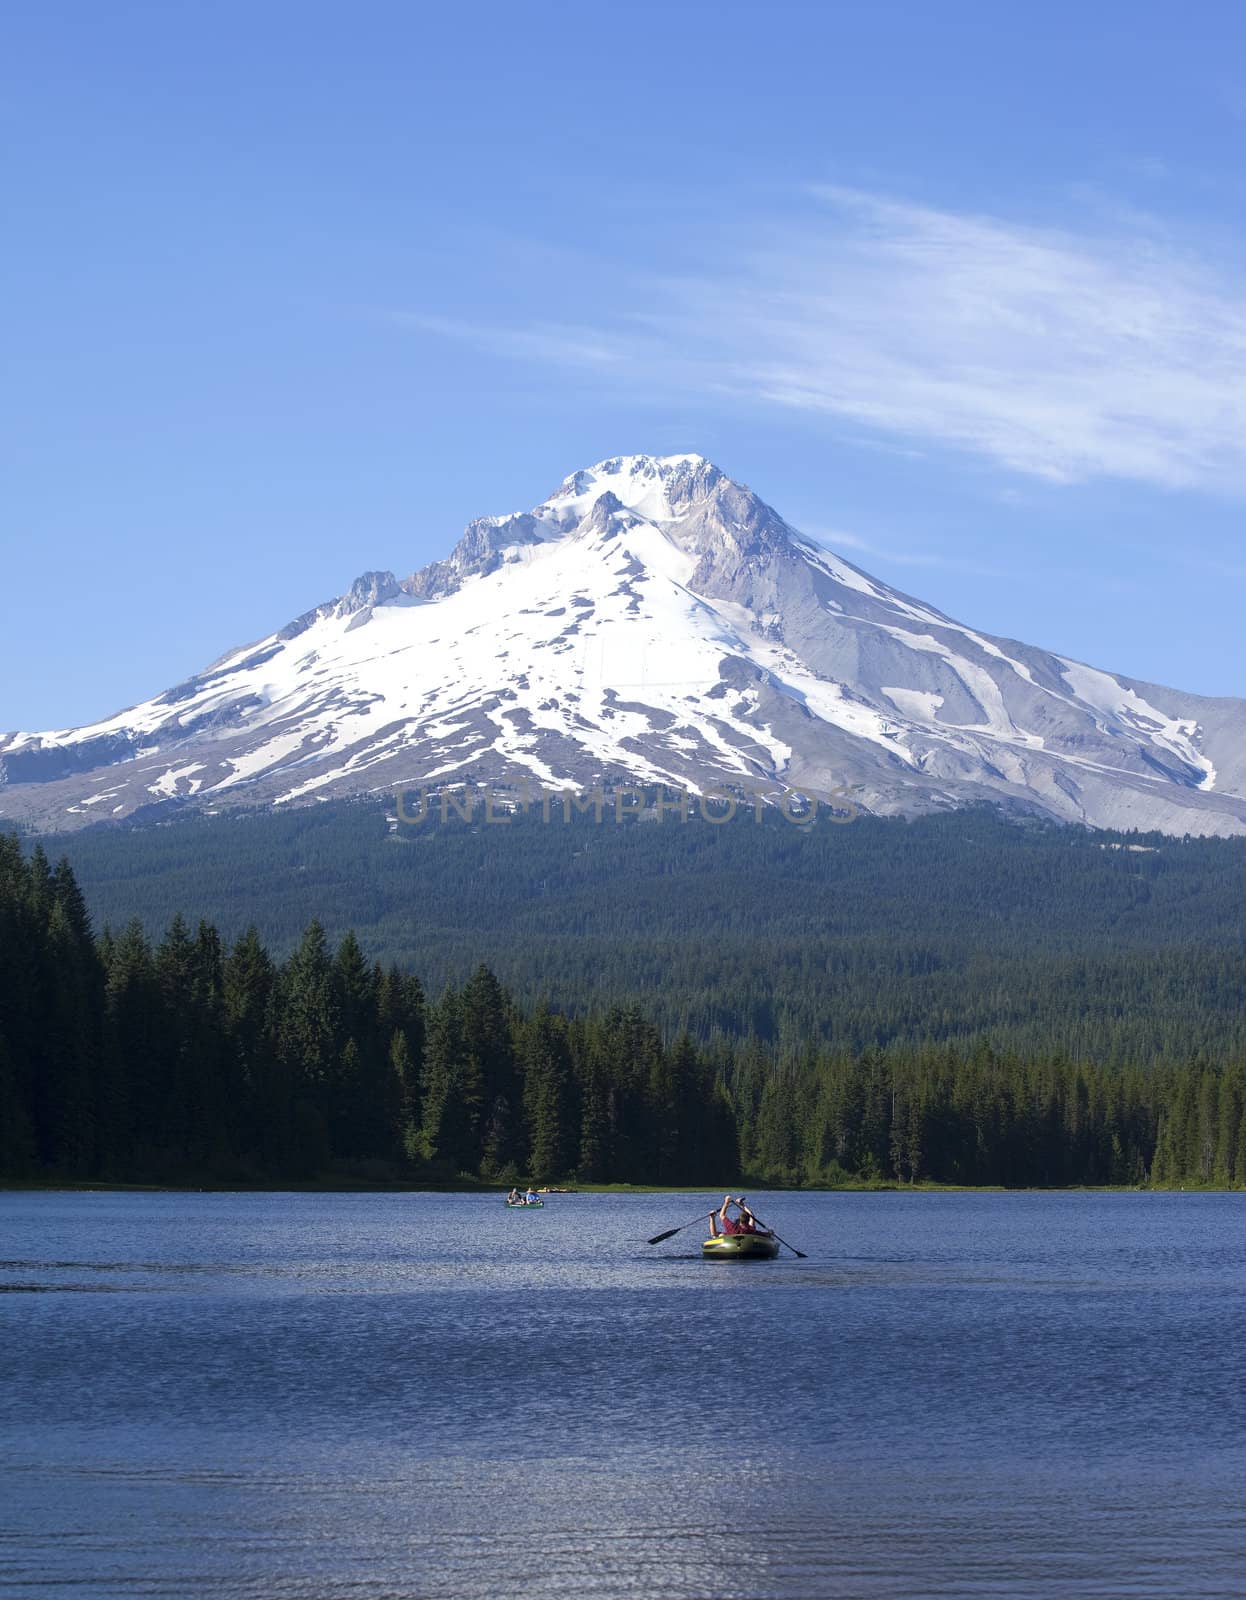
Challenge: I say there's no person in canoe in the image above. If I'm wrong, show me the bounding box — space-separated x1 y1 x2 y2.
708 1194 759 1236
507 1187 522 1205
524 1185 539 1205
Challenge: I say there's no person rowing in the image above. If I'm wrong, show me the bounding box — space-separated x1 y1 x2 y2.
707 1194 764 1237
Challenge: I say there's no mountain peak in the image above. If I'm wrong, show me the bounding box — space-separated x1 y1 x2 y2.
3 453 1244 838
545 453 724 523
409 453 740 600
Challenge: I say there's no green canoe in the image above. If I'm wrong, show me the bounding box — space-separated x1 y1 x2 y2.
505 1200 545 1208
701 1232 780 1260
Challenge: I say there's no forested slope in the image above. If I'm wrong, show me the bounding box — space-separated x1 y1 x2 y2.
31 801 1246 1063
2 838 1243 1189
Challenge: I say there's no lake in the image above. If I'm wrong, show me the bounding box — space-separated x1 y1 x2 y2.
2 1190 1244 1598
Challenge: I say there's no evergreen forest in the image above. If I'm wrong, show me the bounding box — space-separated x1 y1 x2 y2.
36 799 1246 1061
4 829 1245 1190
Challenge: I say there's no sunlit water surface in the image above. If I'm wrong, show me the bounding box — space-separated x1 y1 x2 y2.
2 1191 1244 1598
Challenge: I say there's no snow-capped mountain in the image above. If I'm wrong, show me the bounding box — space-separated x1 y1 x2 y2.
4 453 1246 835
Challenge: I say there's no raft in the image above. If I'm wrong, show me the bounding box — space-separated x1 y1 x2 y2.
505 1200 545 1208
701 1231 779 1260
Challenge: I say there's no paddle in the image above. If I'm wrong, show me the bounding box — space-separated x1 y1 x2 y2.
647 1211 716 1246
749 1214 807 1259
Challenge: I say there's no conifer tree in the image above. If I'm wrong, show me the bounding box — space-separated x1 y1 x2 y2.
275 921 339 1175
223 925 278 1173
0 1026 35 1176
521 1007 574 1181
419 987 483 1172
154 915 199 1163
105 919 159 1170
39 896 98 1174
389 1028 419 1163
460 965 518 1175
576 1053 611 1182
1213 1069 1241 1187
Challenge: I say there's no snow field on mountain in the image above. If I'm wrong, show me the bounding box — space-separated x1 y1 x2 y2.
1 452 1240 833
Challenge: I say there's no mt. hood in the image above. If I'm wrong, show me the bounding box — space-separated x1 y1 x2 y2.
3 453 1245 835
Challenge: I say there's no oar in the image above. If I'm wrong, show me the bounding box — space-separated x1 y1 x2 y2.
749 1215 807 1259
647 1210 716 1246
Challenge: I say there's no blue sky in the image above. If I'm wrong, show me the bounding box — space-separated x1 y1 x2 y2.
4 0 1245 730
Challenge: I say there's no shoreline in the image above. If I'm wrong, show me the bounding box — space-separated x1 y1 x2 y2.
2 1179 1238 1196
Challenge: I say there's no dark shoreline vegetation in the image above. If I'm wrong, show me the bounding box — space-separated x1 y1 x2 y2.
3 831 1245 1190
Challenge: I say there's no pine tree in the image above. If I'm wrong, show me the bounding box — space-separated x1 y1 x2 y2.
223 926 278 1174
275 922 339 1177
521 1008 574 1181
389 1028 419 1163
1235 1100 1246 1191
577 1052 611 1182
1213 1069 1242 1187
105 919 159 1172
40 897 97 1174
419 988 483 1173
460 966 518 1175
154 915 198 1165
0 1026 35 1175
330 933 381 1159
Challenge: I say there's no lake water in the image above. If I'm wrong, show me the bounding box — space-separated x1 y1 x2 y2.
1 1191 1244 1598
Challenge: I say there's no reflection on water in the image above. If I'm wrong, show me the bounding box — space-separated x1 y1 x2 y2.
2 1191 1245 1597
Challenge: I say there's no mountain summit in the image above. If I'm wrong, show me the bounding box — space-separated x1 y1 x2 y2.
3 455 1245 834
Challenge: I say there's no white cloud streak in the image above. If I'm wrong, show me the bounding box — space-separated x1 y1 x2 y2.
400 187 1246 493
390 311 628 369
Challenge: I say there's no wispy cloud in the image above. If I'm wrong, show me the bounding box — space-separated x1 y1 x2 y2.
389 311 628 369
400 186 1246 494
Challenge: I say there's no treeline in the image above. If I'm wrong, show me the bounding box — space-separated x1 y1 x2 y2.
730 1047 1246 1189
3 837 1245 1188
0 838 736 1185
